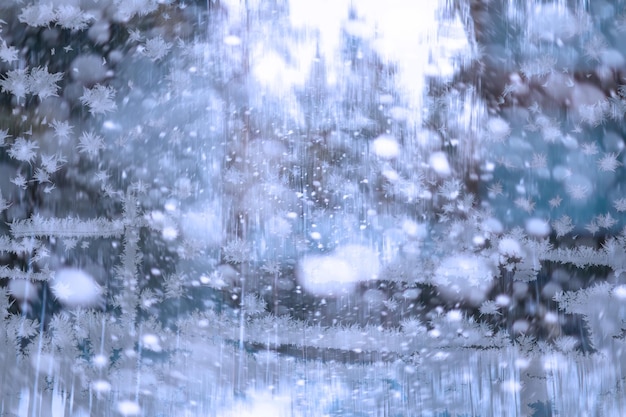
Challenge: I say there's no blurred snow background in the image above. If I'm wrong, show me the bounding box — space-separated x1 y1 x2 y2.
0 0 626 416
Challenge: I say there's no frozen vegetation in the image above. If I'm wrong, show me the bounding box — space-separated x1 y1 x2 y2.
0 0 625 416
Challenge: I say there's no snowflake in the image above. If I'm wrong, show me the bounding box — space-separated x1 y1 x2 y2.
11 317 39 339
0 128 10 146
382 298 399 311
114 0 159 22
584 220 599 236
10 173 28 190
129 180 148 194
77 131 105 157
583 34 608 63
565 183 590 200
62 238 78 251
0 68 30 101
176 237 205 259
580 142 599 155
514 197 535 213
458 193 475 213
552 215 574 238
438 179 462 200
201 271 228 290
242 294 266 316
32 245 50 263
571 124 583 134
32 168 51 184
222 239 250 264
613 197 626 212
18 4 56 27
128 29 143 43
40 153 65 173
548 195 562 208
597 152 622 172
487 181 503 197
479 300 502 316
438 203 453 218
0 67 62 101
595 213 617 229
51 281 75 302
51 120 74 140
55 5 93 30
94 170 110 183
578 101 608 126
529 153 547 169
541 125 561 143
28 66 63 100
528 101 541 114
8 137 38 163
496 156 517 170
261 261 281 275
0 192 11 212
80 84 117 115
554 336 579 353
0 40 18 63
142 36 172 61
102 184 118 198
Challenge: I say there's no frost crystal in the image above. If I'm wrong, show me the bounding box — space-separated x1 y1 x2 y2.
28 66 63 100
613 197 626 212
55 5 93 30
597 152 622 172
142 36 172 61
18 4 56 27
565 181 591 200
50 120 74 140
0 67 62 101
8 137 38 163
552 215 574 237
514 197 535 213
80 84 117 115
479 300 502 316
0 40 18 63
0 192 11 213
77 131 105 158
0 69 30 101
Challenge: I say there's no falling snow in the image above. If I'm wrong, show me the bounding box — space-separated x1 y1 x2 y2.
0 1 625 416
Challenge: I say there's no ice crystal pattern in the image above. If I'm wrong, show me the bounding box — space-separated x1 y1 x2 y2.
1 1 626 417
